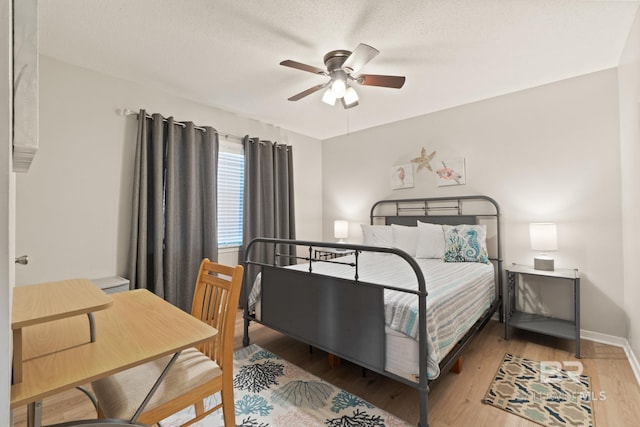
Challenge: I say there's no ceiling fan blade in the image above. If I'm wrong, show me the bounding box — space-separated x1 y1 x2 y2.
357 74 406 89
280 60 328 76
287 83 329 101
342 43 379 74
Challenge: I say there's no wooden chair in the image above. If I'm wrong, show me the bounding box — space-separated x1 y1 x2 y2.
91 259 244 426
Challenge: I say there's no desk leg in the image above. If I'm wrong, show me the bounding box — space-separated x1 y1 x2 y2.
12 328 23 384
130 351 181 424
87 312 96 342
27 401 42 427
575 277 581 358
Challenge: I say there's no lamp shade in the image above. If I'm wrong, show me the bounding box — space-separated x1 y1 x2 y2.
529 223 558 251
331 78 346 98
343 86 359 106
334 220 349 239
322 88 337 106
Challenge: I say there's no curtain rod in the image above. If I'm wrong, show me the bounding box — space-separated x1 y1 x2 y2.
120 108 244 142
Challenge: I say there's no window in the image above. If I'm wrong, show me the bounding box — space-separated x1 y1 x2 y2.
217 140 244 248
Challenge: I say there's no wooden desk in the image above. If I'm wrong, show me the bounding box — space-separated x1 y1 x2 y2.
12 279 114 384
11 289 217 426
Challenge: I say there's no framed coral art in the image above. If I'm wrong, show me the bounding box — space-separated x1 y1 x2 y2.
391 164 414 190
436 158 466 186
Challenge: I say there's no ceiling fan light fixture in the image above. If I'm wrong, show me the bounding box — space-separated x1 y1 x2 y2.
343 86 359 106
341 97 359 109
322 88 337 106
330 78 346 98
280 43 406 107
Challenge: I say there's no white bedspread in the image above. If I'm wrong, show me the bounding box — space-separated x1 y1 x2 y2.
249 252 495 379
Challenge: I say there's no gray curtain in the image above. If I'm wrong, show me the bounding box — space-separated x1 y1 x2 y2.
239 136 296 306
128 110 219 312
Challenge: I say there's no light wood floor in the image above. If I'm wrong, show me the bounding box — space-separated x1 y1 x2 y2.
12 312 640 426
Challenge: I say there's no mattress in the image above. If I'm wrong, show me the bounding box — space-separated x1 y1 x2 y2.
248 252 495 380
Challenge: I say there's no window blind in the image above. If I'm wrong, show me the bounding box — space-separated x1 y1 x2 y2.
217 144 244 248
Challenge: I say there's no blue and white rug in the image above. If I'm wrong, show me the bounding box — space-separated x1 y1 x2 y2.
161 344 412 427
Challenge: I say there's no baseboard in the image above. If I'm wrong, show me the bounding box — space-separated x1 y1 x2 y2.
580 328 640 386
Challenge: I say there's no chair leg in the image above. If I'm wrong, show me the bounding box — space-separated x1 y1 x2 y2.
96 403 106 419
221 378 235 426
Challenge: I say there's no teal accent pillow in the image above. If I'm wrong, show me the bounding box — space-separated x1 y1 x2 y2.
443 224 489 263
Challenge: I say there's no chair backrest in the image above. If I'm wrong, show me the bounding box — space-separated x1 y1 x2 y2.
190 259 244 370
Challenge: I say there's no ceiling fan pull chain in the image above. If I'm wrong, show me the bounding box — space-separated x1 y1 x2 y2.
346 110 350 136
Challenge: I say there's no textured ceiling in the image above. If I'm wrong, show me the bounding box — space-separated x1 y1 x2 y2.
39 0 639 140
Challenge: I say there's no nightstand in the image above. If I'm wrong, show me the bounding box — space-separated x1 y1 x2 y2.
313 247 355 260
505 264 581 358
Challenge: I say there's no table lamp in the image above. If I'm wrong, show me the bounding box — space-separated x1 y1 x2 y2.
334 220 349 244
529 223 558 271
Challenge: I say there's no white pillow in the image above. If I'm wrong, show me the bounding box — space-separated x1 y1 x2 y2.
360 224 393 247
391 224 419 256
416 221 445 259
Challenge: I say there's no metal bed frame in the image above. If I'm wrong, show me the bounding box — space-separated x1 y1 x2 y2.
243 195 503 427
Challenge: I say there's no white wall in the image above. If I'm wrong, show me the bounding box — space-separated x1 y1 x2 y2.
15 56 323 286
1 0 12 422
618 9 640 362
323 69 625 338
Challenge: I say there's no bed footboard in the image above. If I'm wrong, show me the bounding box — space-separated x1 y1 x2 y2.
261 265 386 371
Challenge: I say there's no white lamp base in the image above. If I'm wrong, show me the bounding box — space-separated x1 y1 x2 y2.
534 256 555 271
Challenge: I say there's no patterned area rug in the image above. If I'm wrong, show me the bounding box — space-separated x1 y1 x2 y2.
161 344 411 427
483 353 595 427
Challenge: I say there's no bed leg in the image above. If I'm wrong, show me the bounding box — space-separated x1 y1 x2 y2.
242 310 250 347
450 357 463 374
418 386 428 427
327 353 341 368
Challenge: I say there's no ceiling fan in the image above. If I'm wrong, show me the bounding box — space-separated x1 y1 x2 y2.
280 43 406 109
